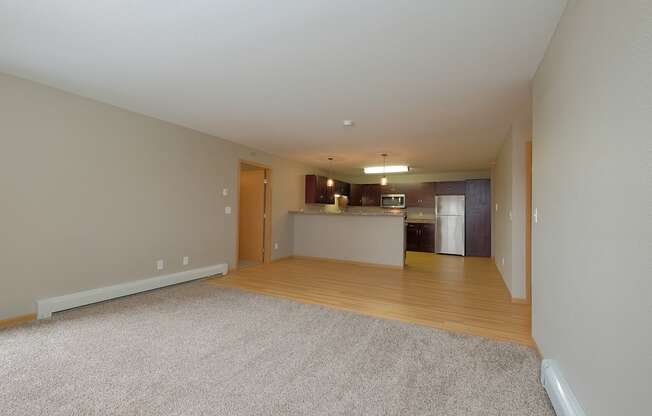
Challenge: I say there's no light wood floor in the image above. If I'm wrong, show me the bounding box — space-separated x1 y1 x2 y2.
208 252 533 346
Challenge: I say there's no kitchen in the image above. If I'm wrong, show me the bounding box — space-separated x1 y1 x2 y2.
291 172 491 268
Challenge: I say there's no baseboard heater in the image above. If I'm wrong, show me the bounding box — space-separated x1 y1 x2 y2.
36 263 228 319
541 359 586 416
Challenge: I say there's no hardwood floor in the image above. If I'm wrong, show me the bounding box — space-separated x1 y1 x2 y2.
208 252 533 346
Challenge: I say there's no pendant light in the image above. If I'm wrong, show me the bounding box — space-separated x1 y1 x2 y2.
326 157 334 187
380 153 388 186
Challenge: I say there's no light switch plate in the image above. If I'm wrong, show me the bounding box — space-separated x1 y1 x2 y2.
225 206 232 214
222 188 228 196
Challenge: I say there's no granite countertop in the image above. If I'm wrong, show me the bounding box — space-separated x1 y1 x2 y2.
289 210 406 218
406 218 436 224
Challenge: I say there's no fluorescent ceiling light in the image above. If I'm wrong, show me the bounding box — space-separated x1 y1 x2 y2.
363 165 409 174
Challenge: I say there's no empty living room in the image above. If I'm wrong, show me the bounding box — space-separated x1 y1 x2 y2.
1 1 650 415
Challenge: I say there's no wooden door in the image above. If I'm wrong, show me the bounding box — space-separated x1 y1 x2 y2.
464 179 491 256
239 169 265 262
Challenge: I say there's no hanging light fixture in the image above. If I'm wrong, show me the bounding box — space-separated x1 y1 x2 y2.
380 153 388 186
326 157 334 187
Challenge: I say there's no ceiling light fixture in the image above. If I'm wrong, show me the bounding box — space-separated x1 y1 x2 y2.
326 157 334 187
363 165 409 174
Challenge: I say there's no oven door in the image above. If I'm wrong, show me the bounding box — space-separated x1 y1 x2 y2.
381 194 405 208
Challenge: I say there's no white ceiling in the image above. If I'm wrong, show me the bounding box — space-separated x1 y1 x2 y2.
0 0 565 176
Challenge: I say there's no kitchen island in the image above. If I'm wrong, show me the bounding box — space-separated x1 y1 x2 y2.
290 210 406 268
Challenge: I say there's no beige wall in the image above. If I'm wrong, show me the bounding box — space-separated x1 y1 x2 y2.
491 100 531 299
0 73 317 319
532 1 651 415
491 131 514 293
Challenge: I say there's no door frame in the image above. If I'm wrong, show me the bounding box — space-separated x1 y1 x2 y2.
525 142 532 304
236 160 272 267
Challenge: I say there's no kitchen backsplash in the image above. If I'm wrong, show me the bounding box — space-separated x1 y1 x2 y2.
406 207 436 220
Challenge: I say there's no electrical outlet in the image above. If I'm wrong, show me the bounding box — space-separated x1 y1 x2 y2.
534 208 539 224
156 259 164 271
274 242 279 250
182 256 189 266
509 210 512 221
501 257 505 267
225 206 231 214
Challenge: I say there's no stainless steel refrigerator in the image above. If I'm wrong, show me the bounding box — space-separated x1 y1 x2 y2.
435 195 465 256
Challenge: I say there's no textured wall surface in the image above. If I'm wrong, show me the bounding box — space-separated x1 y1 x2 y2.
532 1 652 414
0 73 318 318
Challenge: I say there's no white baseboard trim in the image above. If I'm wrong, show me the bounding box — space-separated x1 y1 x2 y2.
36 263 228 319
541 359 586 416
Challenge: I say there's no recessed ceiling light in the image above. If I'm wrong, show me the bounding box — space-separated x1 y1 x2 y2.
363 165 409 174
342 120 354 127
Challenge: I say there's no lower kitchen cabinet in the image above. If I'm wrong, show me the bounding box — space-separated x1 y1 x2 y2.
406 222 435 253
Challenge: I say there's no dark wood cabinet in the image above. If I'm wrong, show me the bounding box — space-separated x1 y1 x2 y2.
402 183 420 207
406 223 420 251
436 181 466 195
383 183 403 194
419 182 436 208
465 179 491 257
406 222 435 253
362 184 381 206
403 182 435 207
420 223 435 252
350 184 363 206
305 175 351 204
335 180 351 198
349 183 381 206
305 174 326 204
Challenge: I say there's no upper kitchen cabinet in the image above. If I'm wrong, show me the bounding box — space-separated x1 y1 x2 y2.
404 182 435 208
465 179 491 257
305 174 328 204
349 183 382 206
435 181 466 195
350 184 363 206
362 184 381 206
305 175 351 204
334 180 351 198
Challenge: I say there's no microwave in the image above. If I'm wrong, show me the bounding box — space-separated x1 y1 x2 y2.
380 194 406 208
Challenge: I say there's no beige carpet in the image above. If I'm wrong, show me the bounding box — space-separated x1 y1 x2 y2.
1 281 553 415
